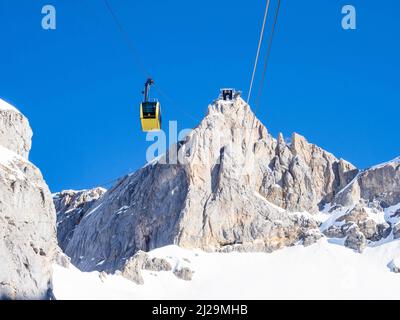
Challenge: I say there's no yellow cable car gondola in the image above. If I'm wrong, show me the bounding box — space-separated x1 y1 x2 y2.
140 78 161 132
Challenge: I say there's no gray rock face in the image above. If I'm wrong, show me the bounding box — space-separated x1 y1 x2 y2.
0 100 56 300
54 188 106 251
66 163 190 272
65 96 356 273
259 134 357 212
269 135 358 212
334 158 400 209
0 99 32 159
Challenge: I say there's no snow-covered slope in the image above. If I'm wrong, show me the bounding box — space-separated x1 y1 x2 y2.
53 239 400 300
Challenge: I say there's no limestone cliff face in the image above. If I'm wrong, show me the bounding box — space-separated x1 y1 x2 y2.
64 95 356 273
334 158 400 209
321 158 400 252
65 164 191 272
260 132 357 212
54 188 106 251
0 98 56 300
0 99 32 159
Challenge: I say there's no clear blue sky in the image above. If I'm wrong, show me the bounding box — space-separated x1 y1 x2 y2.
0 0 399 192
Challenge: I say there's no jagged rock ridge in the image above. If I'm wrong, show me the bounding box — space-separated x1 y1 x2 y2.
322 157 400 252
334 158 400 209
63 95 360 273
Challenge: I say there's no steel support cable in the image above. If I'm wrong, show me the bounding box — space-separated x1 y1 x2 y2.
247 0 271 104
252 0 281 117
242 0 281 171
101 0 280 187
152 84 199 123
103 0 199 123
103 0 151 79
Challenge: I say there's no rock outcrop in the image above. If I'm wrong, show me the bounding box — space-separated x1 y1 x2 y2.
0 99 32 159
343 223 366 253
121 250 173 284
64 95 357 273
336 206 390 241
54 188 106 251
389 258 400 273
0 98 56 299
323 204 394 251
333 158 400 209
173 267 193 281
322 159 400 249
121 251 150 285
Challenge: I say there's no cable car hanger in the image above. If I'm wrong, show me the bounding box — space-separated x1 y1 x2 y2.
140 78 162 131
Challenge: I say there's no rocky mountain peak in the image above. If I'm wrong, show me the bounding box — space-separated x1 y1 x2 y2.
277 132 285 145
62 94 361 273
